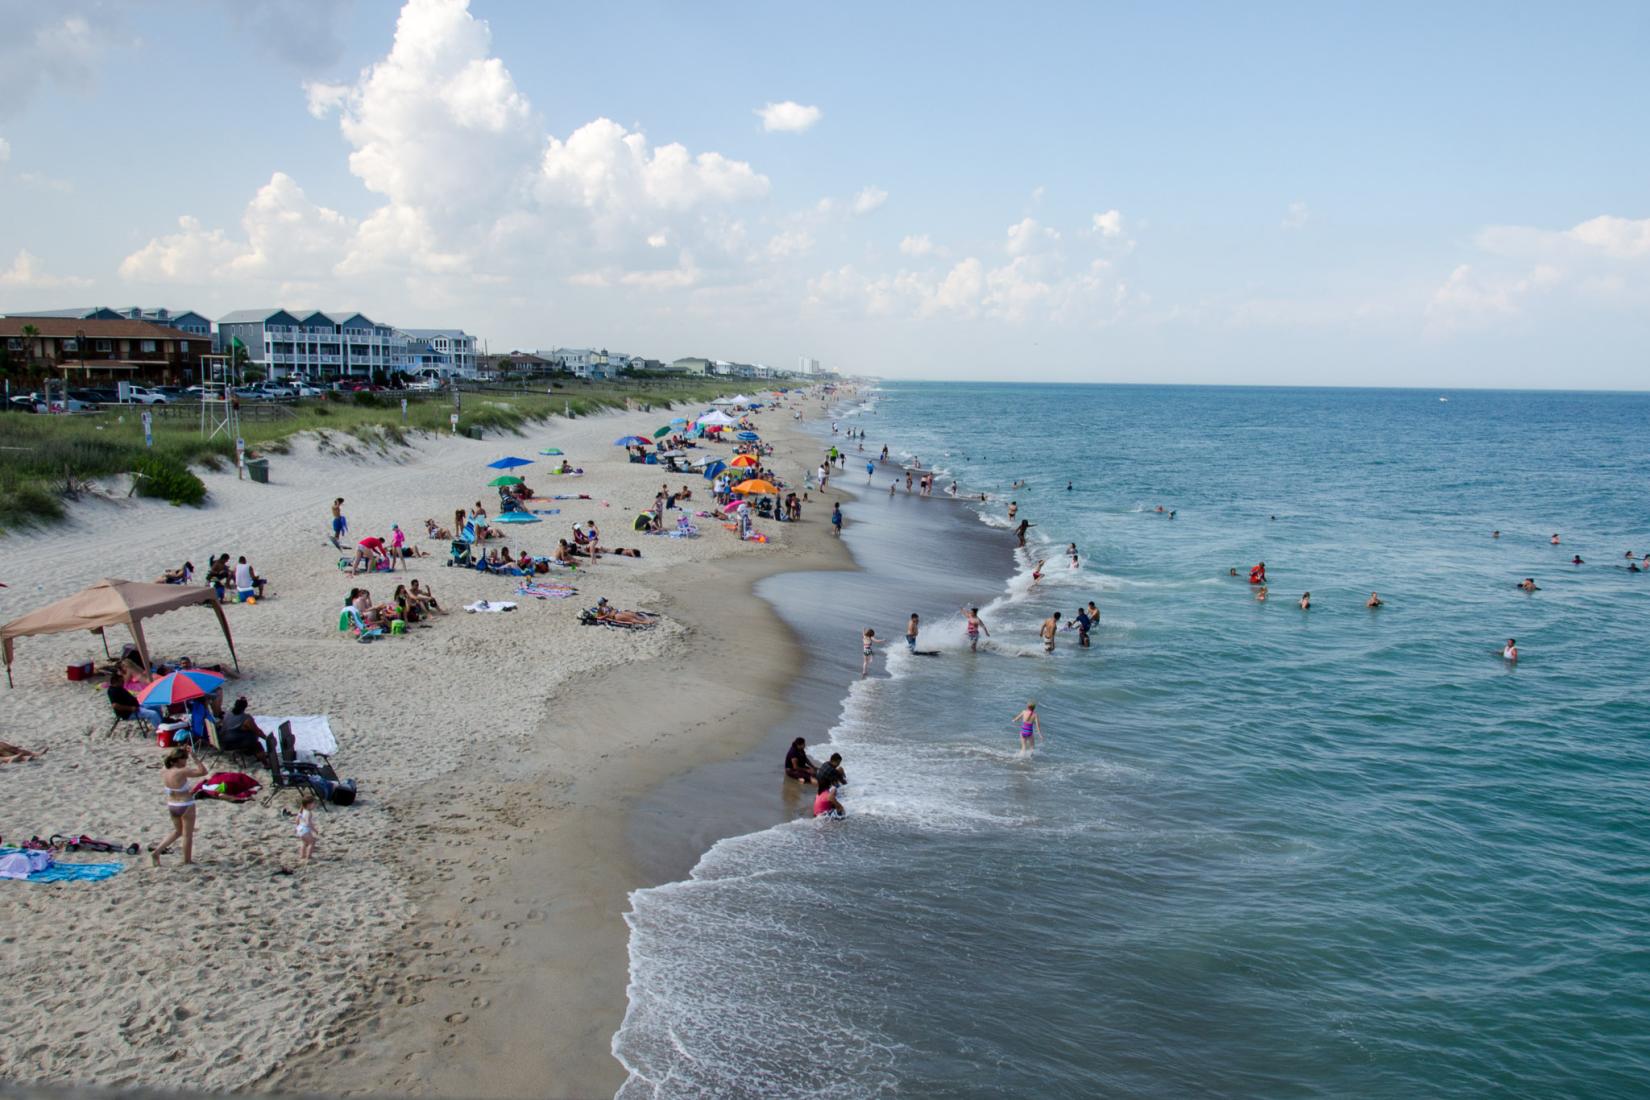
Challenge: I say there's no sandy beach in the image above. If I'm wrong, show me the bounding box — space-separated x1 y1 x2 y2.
0 391 852 1096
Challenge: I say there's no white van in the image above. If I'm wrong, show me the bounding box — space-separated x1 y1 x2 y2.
119 384 169 405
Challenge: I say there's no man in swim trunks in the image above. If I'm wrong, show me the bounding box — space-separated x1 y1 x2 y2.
906 613 920 652
1072 606 1091 648
815 753 847 791
330 498 347 548
1040 611 1061 652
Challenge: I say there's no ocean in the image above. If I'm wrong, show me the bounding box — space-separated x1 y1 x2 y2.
613 382 1650 1099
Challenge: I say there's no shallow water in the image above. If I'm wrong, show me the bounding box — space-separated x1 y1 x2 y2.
614 383 1650 1099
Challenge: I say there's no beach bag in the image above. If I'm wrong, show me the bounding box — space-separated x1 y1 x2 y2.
0 850 52 879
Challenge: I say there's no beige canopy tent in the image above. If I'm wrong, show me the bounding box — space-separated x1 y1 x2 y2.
1 578 239 687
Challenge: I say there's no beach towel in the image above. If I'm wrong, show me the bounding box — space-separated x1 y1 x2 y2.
465 600 518 613
252 715 337 761
193 771 262 801
0 848 123 883
516 583 577 600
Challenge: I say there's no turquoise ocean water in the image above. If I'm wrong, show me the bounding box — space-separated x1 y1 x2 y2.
614 383 1650 1098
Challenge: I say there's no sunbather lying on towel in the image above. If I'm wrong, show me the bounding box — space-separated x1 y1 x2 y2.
593 598 657 625
0 740 46 764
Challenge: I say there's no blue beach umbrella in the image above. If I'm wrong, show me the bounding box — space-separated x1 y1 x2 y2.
136 668 227 707
736 431 760 442
614 435 649 447
670 417 688 425
493 511 541 524
701 460 727 480
487 456 534 469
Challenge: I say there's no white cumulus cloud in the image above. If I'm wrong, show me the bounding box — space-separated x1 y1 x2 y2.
852 186 888 216
756 101 823 133
1091 209 1124 238
899 234 934 256
0 248 91 288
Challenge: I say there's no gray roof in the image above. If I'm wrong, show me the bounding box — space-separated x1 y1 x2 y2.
400 328 468 339
217 308 381 326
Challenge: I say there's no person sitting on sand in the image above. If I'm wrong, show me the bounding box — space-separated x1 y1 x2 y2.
677 484 693 502
426 518 451 540
205 554 232 588
234 555 267 600
158 561 194 585
0 739 46 764
392 584 422 624
784 737 817 784
409 579 445 615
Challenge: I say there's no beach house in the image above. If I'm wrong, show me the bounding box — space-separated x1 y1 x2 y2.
0 315 212 384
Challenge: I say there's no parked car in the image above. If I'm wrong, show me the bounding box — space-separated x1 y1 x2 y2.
290 382 323 398
153 386 188 402
119 384 169 404
406 377 442 392
7 393 43 413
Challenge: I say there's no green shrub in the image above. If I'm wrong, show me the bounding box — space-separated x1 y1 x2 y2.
133 455 207 507
0 478 66 532
353 390 383 408
312 404 331 417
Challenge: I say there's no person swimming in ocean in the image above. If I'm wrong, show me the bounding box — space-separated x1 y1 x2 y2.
1013 702 1041 754
1367 592 1383 608
1249 562 1267 584
1039 611 1061 652
1571 555 1584 565
1299 592 1311 610
961 606 990 652
1503 638 1519 662
1551 534 1561 545
1255 585 1269 601
1066 481 1073 491
1518 577 1540 592
1492 530 1501 538
1030 560 1046 588
813 786 844 818
1068 543 1079 568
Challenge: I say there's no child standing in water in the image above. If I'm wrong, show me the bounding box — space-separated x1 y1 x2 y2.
861 628 882 675
906 613 920 652
961 606 990 651
1013 702 1041 754
295 793 319 863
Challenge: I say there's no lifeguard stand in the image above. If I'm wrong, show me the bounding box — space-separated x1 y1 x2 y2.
199 354 239 442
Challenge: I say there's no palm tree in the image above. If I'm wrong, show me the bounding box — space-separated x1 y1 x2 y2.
19 323 40 371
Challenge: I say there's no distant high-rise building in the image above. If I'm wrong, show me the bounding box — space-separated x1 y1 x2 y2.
798 355 822 375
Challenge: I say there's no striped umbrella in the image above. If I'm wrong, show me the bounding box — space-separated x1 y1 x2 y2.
136 668 227 706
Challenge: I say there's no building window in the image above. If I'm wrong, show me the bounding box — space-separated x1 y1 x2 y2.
97 339 112 352
180 341 190 352
62 338 79 352
6 338 22 351
140 340 157 353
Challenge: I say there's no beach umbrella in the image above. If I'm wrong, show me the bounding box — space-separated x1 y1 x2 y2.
730 454 759 468
493 511 541 524
652 425 673 438
732 479 779 494
721 500 744 512
614 435 649 447
736 431 760 441
538 448 564 456
137 668 226 707
487 475 524 487
657 449 686 459
670 417 688 425
487 456 534 470
701 460 727 480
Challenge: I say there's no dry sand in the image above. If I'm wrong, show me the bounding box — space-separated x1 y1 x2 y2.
0 391 851 1096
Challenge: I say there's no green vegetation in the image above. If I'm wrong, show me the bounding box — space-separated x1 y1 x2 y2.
0 377 751 532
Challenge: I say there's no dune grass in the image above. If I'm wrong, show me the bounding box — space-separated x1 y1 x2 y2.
0 377 751 532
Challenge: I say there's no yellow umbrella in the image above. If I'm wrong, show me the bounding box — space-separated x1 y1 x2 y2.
732 479 779 494
730 454 759 467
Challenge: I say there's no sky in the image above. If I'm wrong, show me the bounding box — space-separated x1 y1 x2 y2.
0 0 1646 389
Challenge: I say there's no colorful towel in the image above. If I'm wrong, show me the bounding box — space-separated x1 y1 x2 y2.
0 849 124 883
517 583 577 600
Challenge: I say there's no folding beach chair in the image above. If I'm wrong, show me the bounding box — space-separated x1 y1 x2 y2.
260 722 333 811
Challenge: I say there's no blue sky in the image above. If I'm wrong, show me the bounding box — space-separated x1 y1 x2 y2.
1 0 1646 388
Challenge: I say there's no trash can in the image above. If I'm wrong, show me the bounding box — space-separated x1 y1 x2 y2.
245 457 270 483
468 426 485 440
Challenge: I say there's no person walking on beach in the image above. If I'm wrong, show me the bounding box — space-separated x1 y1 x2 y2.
861 628 882 675
1040 611 1061 653
961 606 990 651
1013 702 1041 755
906 613 920 652
329 498 347 549
831 503 843 536
151 747 209 866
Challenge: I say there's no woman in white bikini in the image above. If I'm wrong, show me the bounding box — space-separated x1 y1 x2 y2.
151 747 208 866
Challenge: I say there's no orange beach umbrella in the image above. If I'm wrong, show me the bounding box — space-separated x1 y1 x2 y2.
732 479 779 494
729 454 759 468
